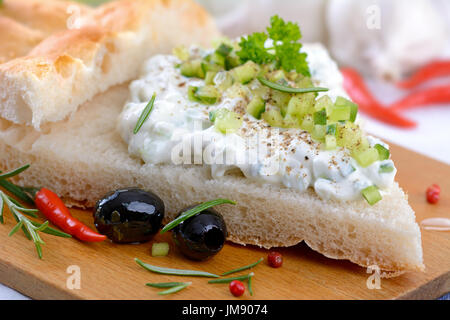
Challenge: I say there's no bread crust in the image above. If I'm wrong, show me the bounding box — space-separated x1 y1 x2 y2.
0 0 219 129
0 84 424 273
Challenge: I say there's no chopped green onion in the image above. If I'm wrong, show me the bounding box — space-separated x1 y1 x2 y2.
161 198 236 233
221 258 263 276
158 283 191 295
146 282 189 288
361 185 382 205
374 144 390 160
313 109 327 125
257 77 328 94
208 272 254 284
379 164 394 173
133 93 156 134
135 258 219 278
152 242 170 257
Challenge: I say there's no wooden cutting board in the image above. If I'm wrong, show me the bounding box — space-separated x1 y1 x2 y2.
0 143 449 300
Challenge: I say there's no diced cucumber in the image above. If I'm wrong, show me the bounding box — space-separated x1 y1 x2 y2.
300 114 314 132
311 125 326 141
352 147 379 167
247 96 266 119
283 114 301 128
313 109 327 125
173 46 189 61
180 59 205 78
201 61 222 74
225 55 242 70
231 61 260 84
295 76 313 88
152 242 169 257
361 185 382 205
314 95 333 112
336 123 363 149
374 144 390 160
326 123 337 136
286 96 309 117
271 91 291 115
226 83 250 99
214 71 233 91
215 43 233 57
205 71 217 85
214 108 243 134
268 70 286 83
328 104 351 122
204 52 225 67
261 109 284 127
325 135 337 150
335 96 358 122
188 85 220 105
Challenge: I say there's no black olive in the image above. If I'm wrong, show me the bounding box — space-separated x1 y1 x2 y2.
94 188 164 243
172 207 227 261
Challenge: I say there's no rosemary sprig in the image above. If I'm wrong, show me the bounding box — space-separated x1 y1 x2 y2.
146 282 189 288
0 179 34 205
248 275 253 296
0 164 30 180
133 93 156 134
161 198 236 233
221 258 263 276
158 283 191 295
0 165 71 258
208 272 254 284
257 77 328 94
135 258 219 278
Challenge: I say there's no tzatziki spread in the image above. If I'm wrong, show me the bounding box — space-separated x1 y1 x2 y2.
117 43 396 203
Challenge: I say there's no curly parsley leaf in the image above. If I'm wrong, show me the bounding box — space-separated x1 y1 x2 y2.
236 15 310 76
267 15 301 43
236 32 273 65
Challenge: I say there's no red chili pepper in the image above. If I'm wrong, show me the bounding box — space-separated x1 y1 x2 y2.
35 188 106 242
397 61 450 89
390 85 450 111
426 184 441 204
229 280 245 297
340 67 416 128
267 251 283 268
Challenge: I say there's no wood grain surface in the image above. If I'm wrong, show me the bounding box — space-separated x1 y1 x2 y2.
0 143 449 300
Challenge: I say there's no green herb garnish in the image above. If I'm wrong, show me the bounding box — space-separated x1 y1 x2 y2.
221 258 263 276
146 281 192 295
160 198 236 233
208 272 254 284
0 164 30 180
146 282 190 288
237 15 310 76
158 283 191 295
133 93 156 134
257 77 328 94
135 258 219 278
248 275 253 296
0 165 71 258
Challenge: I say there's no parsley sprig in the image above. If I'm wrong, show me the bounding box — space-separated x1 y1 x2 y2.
236 15 310 76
